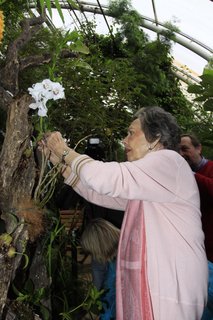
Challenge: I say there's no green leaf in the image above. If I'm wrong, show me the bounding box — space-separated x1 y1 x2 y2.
16 295 30 302
66 0 79 10
54 0 65 23
38 0 44 12
45 0 52 18
22 253 29 269
66 30 81 42
72 60 93 70
194 96 206 102
24 279 35 294
12 283 24 298
202 68 213 77
34 287 45 303
70 41 90 54
205 87 213 97
200 73 213 87
187 84 203 94
39 304 51 320
203 99 213 112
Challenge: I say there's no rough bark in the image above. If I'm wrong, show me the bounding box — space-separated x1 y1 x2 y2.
0 94 36 317
0 16 45 96
0 95 35 214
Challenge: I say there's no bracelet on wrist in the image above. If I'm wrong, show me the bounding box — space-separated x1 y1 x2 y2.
61 149 70 164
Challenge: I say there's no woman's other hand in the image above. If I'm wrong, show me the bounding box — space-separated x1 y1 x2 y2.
38 140 61 166
44 131 68 160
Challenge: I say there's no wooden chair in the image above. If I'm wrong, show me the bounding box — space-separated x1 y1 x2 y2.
60 208 84 234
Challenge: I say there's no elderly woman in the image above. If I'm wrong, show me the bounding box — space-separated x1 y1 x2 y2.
43 106 208 320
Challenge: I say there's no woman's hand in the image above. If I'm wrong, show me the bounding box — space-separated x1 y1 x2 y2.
44 131 69 161
38 139 61 166
41 131 81 166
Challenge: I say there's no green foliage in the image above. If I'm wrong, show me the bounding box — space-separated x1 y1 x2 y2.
35 0 78 23
185 67 213 157
40 213 103 319
164 21 180 34
174 100 213 158
109 0 148 53
159 22 181 44
48 29 90 82
0 0 28 52
109 0 131 17
12 280 50 320
188 68 213 111
44 217 65 278
60 284 104 320
19 27 90 89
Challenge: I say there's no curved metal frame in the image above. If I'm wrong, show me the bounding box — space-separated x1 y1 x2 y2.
29 0 213 83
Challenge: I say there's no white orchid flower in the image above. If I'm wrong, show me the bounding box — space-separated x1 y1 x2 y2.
28 83 44 101
38 103 48 117
29 97 48 117
28 79 65 117
41 79 55 100
51 82 65 100
42 79 53 90
28 83 53 101
29 102 48 117
29 102 39 110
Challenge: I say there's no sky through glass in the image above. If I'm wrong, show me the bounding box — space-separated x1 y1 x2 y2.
53 0 213 76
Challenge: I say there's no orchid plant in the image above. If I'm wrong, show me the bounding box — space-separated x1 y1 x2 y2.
28 79 65 207
27 28 90 207
28 79 65 117
28 79 65 134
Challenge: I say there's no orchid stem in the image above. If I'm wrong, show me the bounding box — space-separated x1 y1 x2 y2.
40 116 43 134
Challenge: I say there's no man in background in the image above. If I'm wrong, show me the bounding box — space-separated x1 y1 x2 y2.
180 134 213 319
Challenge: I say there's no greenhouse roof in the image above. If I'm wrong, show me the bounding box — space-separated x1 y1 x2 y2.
31 0 213 82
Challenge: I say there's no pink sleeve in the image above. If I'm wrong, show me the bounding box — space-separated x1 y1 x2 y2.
64 171 127 211
70 150 198 204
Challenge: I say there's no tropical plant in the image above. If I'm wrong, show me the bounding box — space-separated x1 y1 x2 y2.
12 280 50 320
188 67 213 112
35 0 78 23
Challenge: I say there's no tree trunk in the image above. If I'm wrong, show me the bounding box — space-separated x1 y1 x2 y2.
0 94 36 317
0 12 77 318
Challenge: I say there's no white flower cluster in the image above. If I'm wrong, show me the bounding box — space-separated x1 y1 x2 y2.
28 79 65 117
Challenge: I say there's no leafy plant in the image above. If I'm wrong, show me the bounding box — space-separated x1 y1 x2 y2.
35 0 78 23
12 280 50 320
41 216 65 279
59 284 104 320
188 68 213 111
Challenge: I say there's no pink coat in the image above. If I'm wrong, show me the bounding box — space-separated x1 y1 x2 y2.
65 149 208 320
